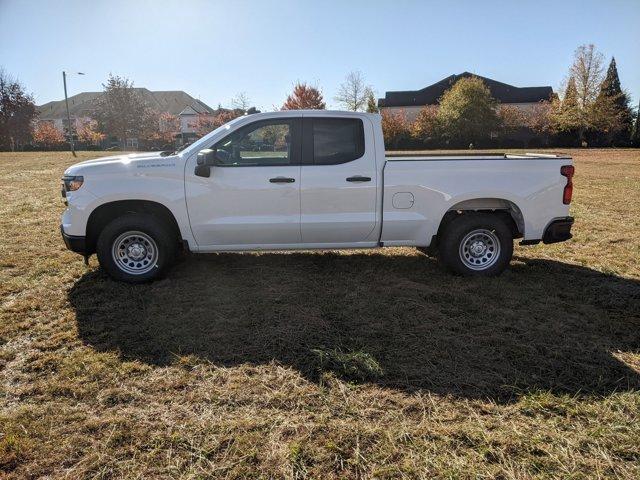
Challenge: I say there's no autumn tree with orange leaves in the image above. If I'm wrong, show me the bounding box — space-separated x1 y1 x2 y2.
282 83 326 110
190 110 243 138
142 112 180 144
76 118 105 145
381 110 410 149
33 121 64 147
526 101 554 137
410 106 439 142
498 104 527 135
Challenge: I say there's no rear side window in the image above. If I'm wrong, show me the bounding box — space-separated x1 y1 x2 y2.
312 118 365 165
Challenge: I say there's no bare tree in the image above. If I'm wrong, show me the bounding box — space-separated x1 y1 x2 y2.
231 92 251 112
569 44 604 108
334 71 373 112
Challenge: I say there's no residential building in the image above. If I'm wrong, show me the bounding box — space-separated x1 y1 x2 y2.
378 72 553 123
37 89 215 147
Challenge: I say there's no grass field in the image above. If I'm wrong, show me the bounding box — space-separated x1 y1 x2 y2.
1 149 639 479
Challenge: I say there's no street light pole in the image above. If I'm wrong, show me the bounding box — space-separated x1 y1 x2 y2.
62 71 76 157
62 71 84 157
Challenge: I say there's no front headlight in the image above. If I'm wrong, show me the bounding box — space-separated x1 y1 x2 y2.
62 175 84 192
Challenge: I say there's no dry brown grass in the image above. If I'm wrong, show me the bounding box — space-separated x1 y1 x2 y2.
1 149 639 479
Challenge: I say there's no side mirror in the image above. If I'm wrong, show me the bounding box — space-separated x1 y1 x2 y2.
195 149 216 178
197 149 217 166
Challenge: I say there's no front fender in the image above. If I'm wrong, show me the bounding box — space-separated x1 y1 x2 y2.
61 161 195 247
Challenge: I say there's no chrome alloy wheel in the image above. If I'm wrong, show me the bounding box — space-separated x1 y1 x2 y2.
458 229 501 271
111 231 158 275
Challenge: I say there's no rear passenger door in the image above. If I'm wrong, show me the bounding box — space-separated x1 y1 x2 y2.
300 116 378 244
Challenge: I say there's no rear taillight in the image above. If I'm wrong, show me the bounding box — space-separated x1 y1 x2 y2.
561 165 574 205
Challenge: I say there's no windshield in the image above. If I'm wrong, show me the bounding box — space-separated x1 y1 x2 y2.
177 116 246 156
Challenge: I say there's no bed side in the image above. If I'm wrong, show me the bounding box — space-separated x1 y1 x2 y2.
381 155 573 246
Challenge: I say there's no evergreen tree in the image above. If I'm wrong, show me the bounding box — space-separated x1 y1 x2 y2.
551 77 584 145
600 58 622 98
632 100 640 147
592 57 633 145
561 78 582 126
366 90 378 113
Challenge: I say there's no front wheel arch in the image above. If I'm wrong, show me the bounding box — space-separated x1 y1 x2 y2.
86 200 181 255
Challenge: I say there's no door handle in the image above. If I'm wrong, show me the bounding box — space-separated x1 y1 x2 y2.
269 177 295 183
346 176 372 182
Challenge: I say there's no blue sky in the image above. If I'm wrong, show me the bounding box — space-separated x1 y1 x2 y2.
1 0 639 110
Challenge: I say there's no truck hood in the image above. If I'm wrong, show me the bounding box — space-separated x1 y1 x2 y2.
63 152 174 175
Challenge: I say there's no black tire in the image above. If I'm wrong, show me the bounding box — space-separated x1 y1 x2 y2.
438 213 513 277
96 213 177 283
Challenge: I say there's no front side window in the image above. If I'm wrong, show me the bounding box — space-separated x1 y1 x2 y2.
214 121 294 166
312 118 364 165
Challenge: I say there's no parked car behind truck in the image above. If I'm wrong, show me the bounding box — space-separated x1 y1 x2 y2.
61 111 574 282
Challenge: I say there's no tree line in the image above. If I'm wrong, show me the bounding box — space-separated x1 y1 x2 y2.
0 72 260 151
1 43 639 151
381 45 638 149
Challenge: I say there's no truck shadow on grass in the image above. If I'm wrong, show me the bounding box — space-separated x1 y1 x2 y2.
69 251 640 402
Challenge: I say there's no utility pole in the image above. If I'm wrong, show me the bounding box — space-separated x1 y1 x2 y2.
62 71 84 157
62 71 75 156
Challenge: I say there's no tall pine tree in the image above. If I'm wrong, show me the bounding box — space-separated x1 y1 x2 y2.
552 77 584 145
632 99 640 147
592 57 633 145
366 91 379 113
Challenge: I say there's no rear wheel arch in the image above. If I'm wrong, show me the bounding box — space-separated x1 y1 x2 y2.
433 198 524 247
86 200 182 255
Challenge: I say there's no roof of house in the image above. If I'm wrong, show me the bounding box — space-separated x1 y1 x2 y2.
378 72 553 108
37 88 214 120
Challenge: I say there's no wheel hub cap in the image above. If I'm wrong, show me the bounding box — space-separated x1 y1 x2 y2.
111 231 158 275
470 241 487 257
459 229 501 271
127 243 146 260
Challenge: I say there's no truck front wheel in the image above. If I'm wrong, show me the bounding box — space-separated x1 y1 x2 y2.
438 213 513 277
96 214 176 283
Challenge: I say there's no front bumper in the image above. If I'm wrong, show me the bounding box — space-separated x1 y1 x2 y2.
542 217 574 244
61 225 87 254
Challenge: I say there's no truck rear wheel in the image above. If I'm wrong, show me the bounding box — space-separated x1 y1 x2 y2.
96 214 176 283
438 213 513 277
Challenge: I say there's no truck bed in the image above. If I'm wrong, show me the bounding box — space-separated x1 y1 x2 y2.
380 153 573 246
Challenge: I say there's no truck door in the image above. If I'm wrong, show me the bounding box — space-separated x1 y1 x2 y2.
300 117 378 244
185 118 302 247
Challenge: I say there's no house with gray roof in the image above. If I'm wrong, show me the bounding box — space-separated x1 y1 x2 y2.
378 72 553 122
37 89 215 148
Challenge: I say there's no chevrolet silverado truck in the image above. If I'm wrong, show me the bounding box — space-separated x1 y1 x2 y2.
60 110 574 282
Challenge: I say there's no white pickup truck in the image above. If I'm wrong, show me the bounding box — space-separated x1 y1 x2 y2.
61 110 574 282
